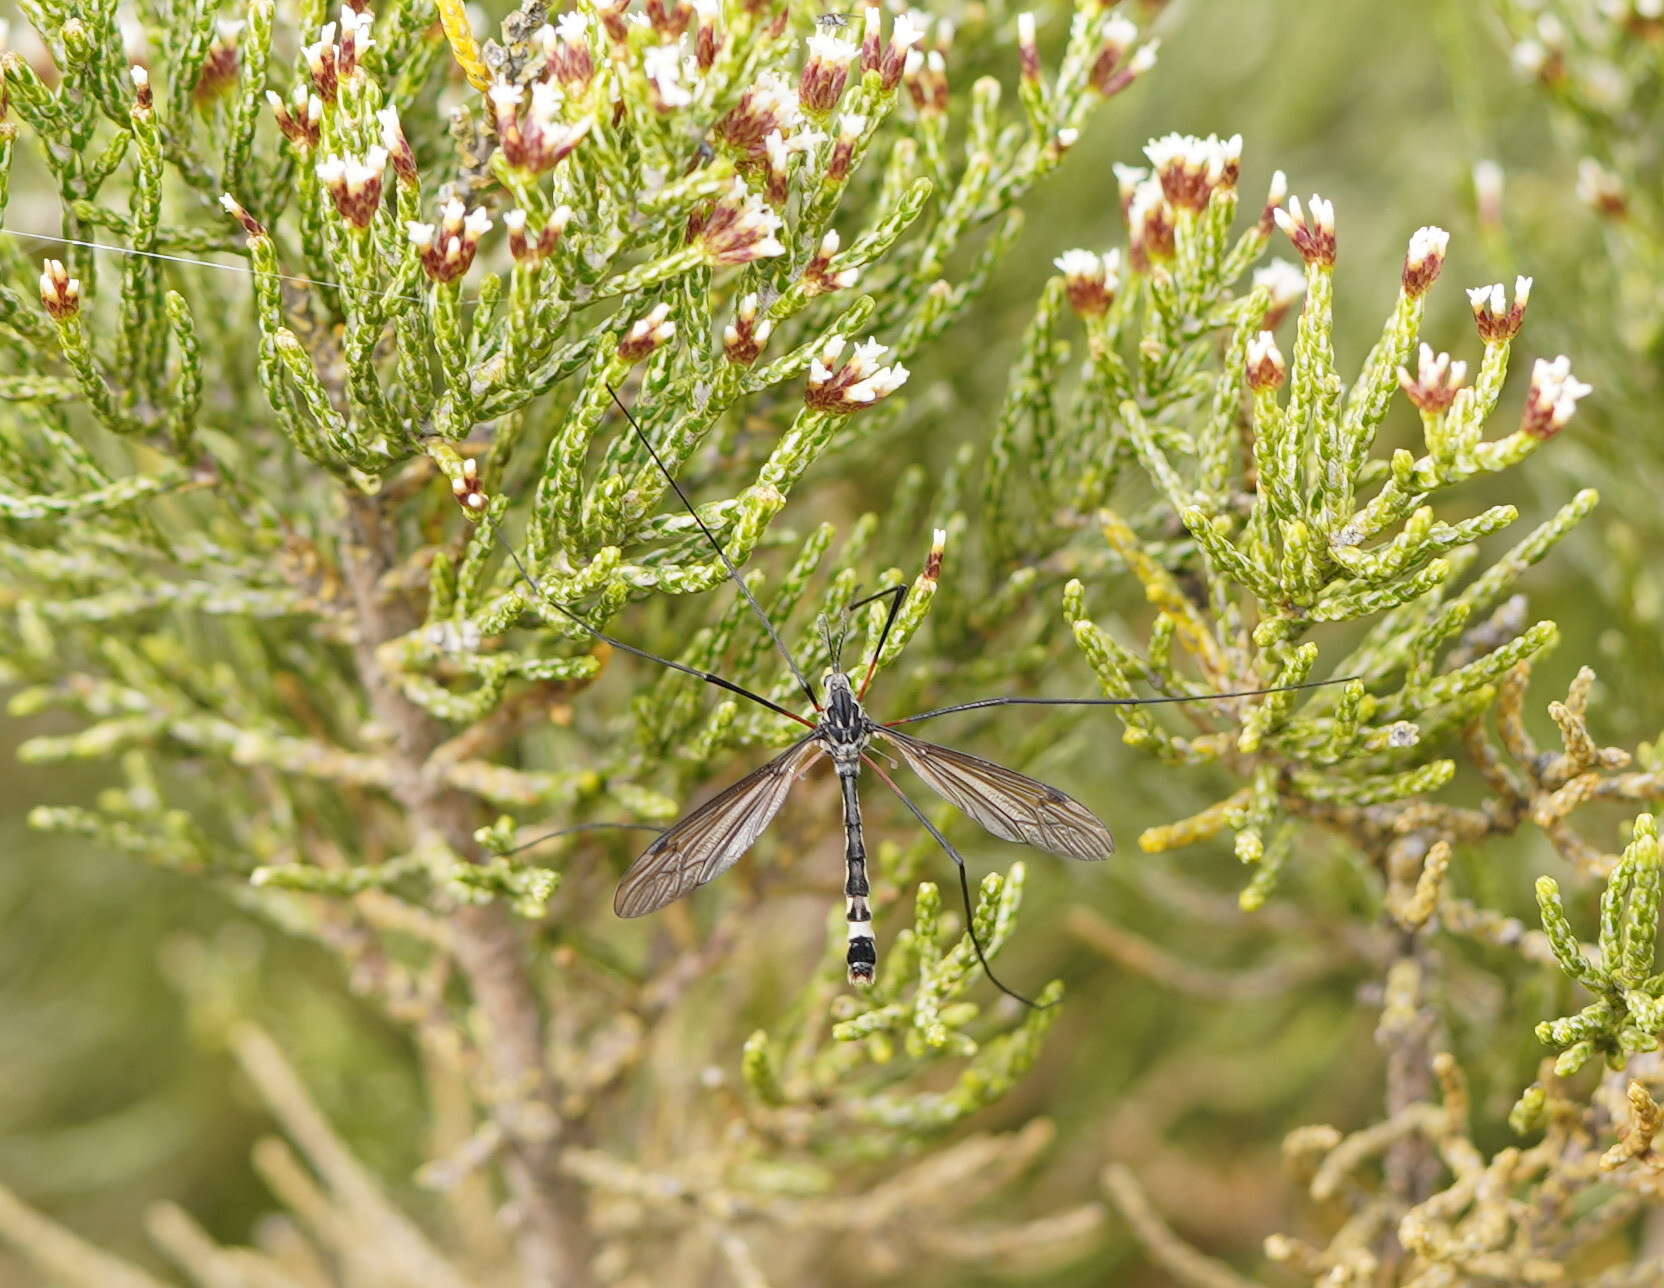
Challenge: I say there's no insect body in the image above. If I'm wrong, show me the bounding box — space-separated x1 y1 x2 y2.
609 611 1116 988
500 388 1347 1005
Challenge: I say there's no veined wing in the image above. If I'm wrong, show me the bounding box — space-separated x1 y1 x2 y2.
614 737 825 917
874 728 1114 861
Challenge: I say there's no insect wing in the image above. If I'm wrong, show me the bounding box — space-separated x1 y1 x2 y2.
875 728 1114 860
614 738 825 917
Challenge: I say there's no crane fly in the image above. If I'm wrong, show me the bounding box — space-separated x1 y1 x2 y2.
495 387 1353 1007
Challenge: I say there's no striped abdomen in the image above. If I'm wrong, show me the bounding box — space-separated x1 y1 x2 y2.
838 765 875 985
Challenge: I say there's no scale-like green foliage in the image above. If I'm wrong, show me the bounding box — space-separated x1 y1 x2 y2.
3 1 1664 1285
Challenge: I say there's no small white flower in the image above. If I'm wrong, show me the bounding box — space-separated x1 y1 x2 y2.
765 129 789 173
891 11 926 48
1104 14 1136 46
1253 258 1306 307
1111 162 1148 201
406 221 436 247
1246 331 1281 370
463 207 492 239
1528 355 1592 429
1053 249 1098 277
1511 39 1548 75
1407 225 1449 262
644 42 693 107
808 32 858 62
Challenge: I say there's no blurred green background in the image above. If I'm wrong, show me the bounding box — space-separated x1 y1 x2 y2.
0 0 1642 1282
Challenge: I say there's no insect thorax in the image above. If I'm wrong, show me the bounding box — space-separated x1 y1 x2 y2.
819 671 870 764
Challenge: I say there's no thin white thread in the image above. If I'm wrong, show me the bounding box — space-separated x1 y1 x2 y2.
1 226 438 305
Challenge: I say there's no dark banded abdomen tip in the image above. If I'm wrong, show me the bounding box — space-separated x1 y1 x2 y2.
846 935 876 985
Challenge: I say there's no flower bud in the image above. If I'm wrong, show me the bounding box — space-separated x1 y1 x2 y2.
1252 259 1305 330
38 259 79 320
1053 248 1119 318
1396 343 1467 413
1400 225 1449 298
805 335 908 413
451 456 487 512
802 31 856 113
724 293 775 365
1519 355 1590 440
1245 331 1285 392
694 181 786 265
1273 194 1336 267
219 192 267 238
1467 276 1531 343
617 302 677 362
192 20 241 105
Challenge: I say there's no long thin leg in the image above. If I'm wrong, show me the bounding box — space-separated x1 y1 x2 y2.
862 755 1052 1010
853 582 907 699
496 534 814 728
886 674 1360 727
500 820 670 857
605 384 821 713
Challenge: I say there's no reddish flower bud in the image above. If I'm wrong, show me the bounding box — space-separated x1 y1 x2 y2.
723 292 774 366
1245 331 1285 392
1397 343 1467 414
1273 194 1336 268
1400 225 1449 299
1519 355 1590 440
1467 276 1531 344
38 258 79 320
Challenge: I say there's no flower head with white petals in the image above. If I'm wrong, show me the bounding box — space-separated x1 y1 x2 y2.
724 293 775 366
1397 343 1468 414
1144 132 1242 211
1054 248 1120 317
1520 356 1591 440
644 42 693 109
1401 225 1449 298
805 335 909 413
618 302 678 362
1468 275 1532 343
1273 194 1337 267
695 182 787 265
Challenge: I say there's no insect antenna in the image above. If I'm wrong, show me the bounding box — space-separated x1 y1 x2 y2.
863 755 1052 1009
817 611 844 672
493 532 815 727
605 383 821 713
